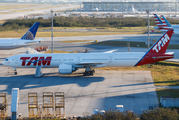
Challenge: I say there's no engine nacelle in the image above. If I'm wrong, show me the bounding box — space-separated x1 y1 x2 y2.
58 64 72 74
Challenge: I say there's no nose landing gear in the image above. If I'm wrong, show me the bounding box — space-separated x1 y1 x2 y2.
8 67 17 75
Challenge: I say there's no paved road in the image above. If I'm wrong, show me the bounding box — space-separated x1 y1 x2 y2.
40 33 179 45
0 4 53 13
0 4 79 20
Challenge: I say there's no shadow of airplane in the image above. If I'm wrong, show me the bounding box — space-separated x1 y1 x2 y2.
0 73 104 94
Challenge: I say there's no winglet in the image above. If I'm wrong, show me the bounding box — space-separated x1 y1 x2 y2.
21 22 40 40
135 29 174 66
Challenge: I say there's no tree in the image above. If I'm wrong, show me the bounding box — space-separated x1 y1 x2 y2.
140 108 179 120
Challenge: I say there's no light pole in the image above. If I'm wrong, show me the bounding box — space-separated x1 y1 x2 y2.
146 9 150 67
50 9 54 53
146 10 150 49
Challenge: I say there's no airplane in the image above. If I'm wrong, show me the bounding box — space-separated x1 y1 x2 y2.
153 13 169 32
0 22 41 50
160 15 179 29
131 4 138 14
153 14 179 34
160 15 179 34
2 29 174 77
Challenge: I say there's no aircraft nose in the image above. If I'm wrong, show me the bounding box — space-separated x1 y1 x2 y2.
2 60 5 65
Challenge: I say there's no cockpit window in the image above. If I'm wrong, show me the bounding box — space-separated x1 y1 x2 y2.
5 59 8 61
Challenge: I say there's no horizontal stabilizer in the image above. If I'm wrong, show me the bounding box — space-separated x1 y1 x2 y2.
165 52 174 55
152 56 173 59
24 39 41 44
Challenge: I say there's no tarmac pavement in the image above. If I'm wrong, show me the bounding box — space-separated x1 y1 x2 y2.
0 66 158 117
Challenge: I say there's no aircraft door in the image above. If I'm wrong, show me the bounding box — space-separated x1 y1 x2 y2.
15 58 18 64
77 56 80 62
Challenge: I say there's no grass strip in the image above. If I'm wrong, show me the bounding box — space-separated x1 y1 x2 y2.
156 89 179 103
0 31 144 38
89 40 179 49
91 40 147 48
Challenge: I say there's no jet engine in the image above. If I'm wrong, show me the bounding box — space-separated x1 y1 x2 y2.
58 63 72 74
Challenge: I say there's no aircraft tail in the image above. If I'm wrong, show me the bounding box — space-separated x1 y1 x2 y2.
153 13 166 28
21 22 40 40
135 29 174 66
161 15 172 27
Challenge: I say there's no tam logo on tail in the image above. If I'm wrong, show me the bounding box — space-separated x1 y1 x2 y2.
148 29 173 54
152 34 170 53
135 29 174 66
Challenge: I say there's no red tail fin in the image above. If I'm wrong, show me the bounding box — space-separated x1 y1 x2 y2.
148 29 173 54
135 29 174 66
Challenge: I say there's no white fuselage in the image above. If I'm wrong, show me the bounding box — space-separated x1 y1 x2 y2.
153 26 179 34
0 38 40 49
171 25 179 28
3 52 145 68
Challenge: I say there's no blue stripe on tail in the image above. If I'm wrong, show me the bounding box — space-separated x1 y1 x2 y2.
161 15 172 27
154 14 163 24
21 22 40 40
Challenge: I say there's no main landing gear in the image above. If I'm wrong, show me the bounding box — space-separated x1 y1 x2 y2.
83 70 95 76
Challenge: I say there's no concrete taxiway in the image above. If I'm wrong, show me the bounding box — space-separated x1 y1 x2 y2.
0 4 79 20
0 66 158 117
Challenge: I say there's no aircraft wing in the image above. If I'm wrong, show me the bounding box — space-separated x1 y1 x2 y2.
76 62 107 65
75 62 107 68
103 49 117 53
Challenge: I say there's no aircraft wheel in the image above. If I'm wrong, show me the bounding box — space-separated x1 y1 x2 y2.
87 72 90 76
90 72 93 76
14 72 17 75
83 72 86 76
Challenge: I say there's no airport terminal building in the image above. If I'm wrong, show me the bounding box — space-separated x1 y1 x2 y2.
82 0 179 13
